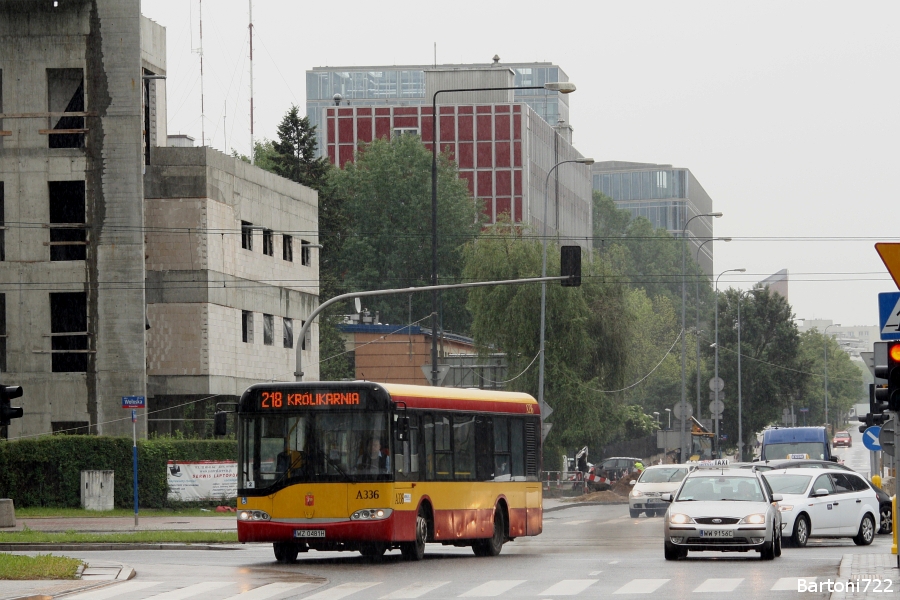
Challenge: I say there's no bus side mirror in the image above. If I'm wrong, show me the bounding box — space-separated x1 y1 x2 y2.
396 416 410 442
214 412 227 436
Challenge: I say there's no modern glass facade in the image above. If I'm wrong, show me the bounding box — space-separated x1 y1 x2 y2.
306 63 570 154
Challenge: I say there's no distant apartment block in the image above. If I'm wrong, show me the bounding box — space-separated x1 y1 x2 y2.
592 161 717 276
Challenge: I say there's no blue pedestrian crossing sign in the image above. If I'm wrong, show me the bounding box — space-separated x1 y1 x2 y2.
863 426 882 451
878 292 900 340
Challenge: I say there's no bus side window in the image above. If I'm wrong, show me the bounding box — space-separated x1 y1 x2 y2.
423 415 435 481
434 415 453 480
475 416 494 481
493 417 511 480
510 418 525 479
453 415 475 480
395 414 420 481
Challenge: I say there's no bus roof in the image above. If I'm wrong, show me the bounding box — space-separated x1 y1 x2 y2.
379 383 539 416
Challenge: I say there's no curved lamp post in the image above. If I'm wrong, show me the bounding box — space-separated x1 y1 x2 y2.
823 323 841 431
694 237 731 421
538 157 594 411
713 267 745 458
680 212 722 462
429 81 576 387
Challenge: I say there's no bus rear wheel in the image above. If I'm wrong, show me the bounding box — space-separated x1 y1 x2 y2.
273 542 299 564
401 511 428 561
473 508 505 557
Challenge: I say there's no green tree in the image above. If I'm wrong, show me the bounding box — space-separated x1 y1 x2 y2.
330 134 481 333
231 139 279 173
706 287 805 457
271 106 330 188
795 329 865 429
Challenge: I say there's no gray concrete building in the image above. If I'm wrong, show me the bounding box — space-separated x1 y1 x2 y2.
592 161 717 276
0 1 319 440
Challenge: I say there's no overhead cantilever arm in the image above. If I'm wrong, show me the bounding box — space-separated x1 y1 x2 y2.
295 275 570 382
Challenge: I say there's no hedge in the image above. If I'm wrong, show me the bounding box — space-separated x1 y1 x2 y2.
0 436 237 508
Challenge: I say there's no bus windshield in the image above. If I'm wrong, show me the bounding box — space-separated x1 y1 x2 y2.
240 411 391 490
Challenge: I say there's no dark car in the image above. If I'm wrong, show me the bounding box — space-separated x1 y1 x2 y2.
755 458 892 534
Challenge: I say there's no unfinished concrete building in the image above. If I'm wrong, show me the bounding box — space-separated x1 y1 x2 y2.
0 1 319 439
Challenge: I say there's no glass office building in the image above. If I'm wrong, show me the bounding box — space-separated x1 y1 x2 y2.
591 161 716 276
306 62 570 153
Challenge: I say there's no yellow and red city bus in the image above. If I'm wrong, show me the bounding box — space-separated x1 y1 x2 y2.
219 381 543 562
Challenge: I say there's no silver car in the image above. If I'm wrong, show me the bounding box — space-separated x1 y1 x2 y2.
663 467 783 560
629 465 690 518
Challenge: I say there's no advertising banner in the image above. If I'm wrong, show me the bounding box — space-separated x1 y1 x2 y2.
166 460 237 502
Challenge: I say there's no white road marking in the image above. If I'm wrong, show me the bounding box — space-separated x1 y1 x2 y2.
609 560 619 564
220 582 312 600
613 579 669 594
65 581 163 599
589 570 603 575
141 581 232 600
770 577 817 591
459 580 526 597
539 579 598 595
563 520 592 525
693 578 743 593
380 581 450 599
304 582 381 599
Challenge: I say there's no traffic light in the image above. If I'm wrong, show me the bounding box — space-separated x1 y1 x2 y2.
858 383 889 433
560 246 581 287
0 385 23 427
886 341 900 411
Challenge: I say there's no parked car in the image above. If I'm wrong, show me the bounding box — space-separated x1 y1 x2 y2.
595 457 644 482
832 431 852 448
662 465 782 560
629 465 690 518
763 468 878 547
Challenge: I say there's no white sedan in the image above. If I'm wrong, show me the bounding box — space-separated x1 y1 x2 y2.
763 468 878 547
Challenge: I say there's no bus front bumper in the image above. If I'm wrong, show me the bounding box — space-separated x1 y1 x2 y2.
237 510 415 544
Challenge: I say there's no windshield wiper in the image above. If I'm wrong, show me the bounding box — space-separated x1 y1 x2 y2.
324 452 355 483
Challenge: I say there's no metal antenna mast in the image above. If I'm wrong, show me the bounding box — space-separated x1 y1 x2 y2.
249 0 255 164
196 0 206 146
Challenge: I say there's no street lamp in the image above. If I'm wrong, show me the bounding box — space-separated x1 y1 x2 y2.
538 157 594 412
823 323 841 432
665 408 672 429
429 81 577 387
681 212 722 462
653 411 660 429
695 237 731 422
714 267 745 458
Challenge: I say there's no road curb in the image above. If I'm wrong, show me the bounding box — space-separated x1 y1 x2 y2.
0 543 241 552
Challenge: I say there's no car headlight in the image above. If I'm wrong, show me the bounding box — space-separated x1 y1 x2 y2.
778 505 794 512
238 510 270 521
351 508 392 521
669 513 694 524
740 513 766 524
631 490 644 498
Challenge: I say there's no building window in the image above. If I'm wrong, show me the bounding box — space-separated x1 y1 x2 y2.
50 292 88 372
242 310 253 343
301 319 310 350
241 221 253 250
47 68 85 149
283 317 293 349
263 314 274 346
301 240 311 266
0 294 6 373
283 235 293 262
0 182 5 261
262 229 274 256
49 181 87 261
393 127 419 138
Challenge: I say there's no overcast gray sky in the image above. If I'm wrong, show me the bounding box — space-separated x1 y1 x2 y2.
141 0 900 330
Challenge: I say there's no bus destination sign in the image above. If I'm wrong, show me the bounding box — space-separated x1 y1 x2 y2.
258 390 365 411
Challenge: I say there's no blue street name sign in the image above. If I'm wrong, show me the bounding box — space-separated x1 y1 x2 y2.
878 292 900 340
863 426 882 452
122 396 145 409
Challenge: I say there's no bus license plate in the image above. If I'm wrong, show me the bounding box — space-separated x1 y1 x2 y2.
294 529 326 538
699 529 733 538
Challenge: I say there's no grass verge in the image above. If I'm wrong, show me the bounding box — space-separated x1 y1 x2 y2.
15 507 234 518
0 553 83 580
0 526 238 544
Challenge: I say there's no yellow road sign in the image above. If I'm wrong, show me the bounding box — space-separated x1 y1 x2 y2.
875 243 900 290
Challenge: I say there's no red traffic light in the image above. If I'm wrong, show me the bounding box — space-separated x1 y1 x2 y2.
890 343 900 363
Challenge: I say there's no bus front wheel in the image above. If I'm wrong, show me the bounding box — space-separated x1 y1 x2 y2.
401 510 428 561
273 542 299 564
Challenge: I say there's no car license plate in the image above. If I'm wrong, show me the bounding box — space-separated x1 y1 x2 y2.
294 529 326 538
699 529 733 538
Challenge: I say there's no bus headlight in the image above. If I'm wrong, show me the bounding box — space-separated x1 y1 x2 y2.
351 508 392 521
238 510 270 521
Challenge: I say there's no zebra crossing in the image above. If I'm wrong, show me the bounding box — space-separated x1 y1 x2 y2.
64 575 825 598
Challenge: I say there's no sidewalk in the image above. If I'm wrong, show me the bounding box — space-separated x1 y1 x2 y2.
0 561 134 600
830 553 900 600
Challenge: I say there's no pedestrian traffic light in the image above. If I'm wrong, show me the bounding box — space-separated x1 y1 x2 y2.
560 246 581 287
0 385 23 427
